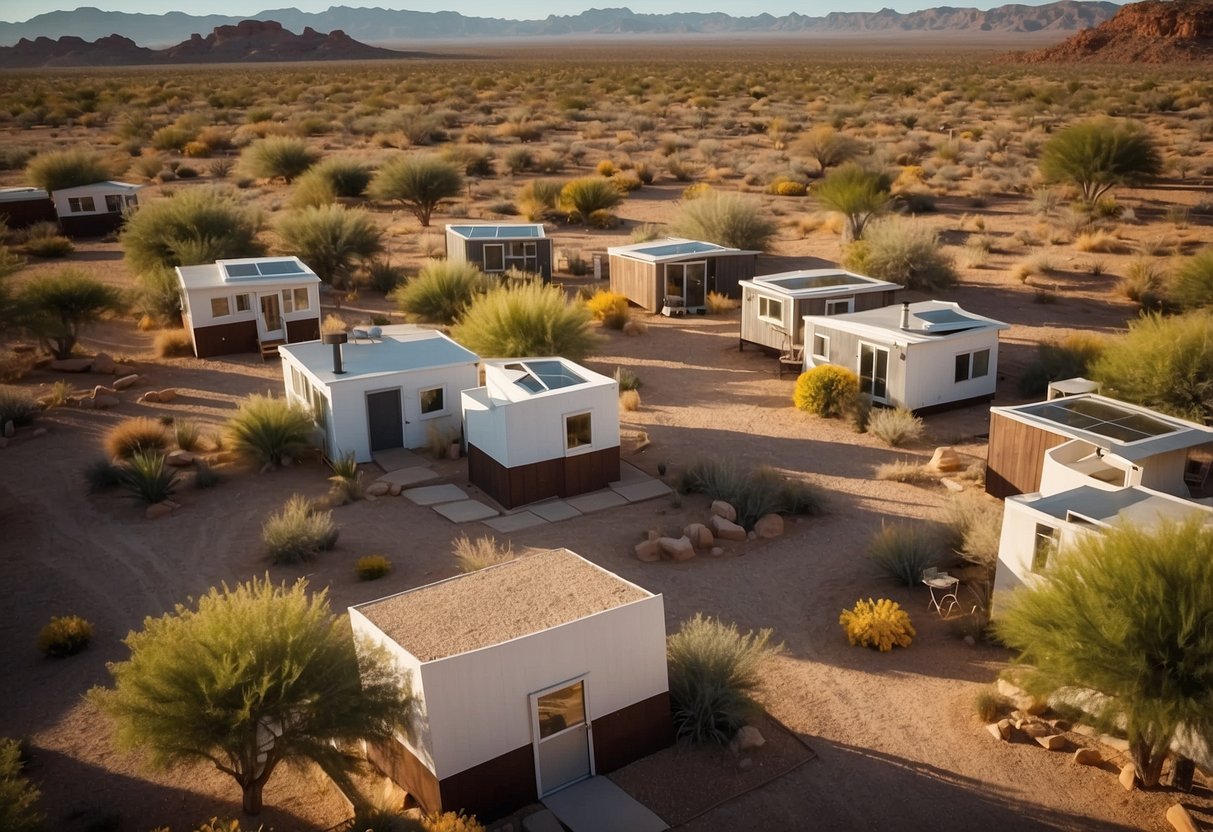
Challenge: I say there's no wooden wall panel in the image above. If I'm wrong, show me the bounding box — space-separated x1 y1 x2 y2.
285 315 320 344
59 212 124 238
469 444 619 508
609 256 658 311
985 412 1067 499
192 320 259 358
711 254 759 298
439 744 537 822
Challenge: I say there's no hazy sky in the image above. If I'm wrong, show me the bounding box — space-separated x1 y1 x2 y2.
7 1 1092 24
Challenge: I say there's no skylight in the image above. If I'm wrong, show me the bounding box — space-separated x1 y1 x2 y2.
503 360 587 394
1021 398 1179 444
635 241 727 258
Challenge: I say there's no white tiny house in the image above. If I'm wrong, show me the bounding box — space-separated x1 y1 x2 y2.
278 326 479 463
804 300 1008 412
739 269 899 353
52 180 141 237
177 257 322 358
462 358 620 508
350 548 672 820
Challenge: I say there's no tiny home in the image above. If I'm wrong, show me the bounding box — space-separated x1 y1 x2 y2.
177 256 322 358
985 393 1213 500
445 224 552 280
607 237 759 313
738 269 899 354
278 326 478 463
350 548 672 820
51 181 141 237
0 187 56 229
462 358 619 508
804 300 1008 412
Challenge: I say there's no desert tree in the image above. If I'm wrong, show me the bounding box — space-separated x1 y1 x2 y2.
1171 248 1213 311
842 216 956 291
90 576 415 815
670 191 776 252
276 204 383 289
120 186 264 274
239 136 319 184
1038 118 1162 205
1091 310 1213 424
792 125 863 174
995 520 1213 787
369 154 463 227
26 147 111 192
812 163 892 243
451 282 597 360
18 268 125 359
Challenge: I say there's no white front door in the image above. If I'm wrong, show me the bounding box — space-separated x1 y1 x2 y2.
258 292 284 341
859 342 890 404
531 677 593 797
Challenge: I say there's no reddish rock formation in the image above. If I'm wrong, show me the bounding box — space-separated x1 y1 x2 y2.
1011 0 1213 63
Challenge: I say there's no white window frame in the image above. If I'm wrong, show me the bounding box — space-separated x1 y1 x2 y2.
67 196 95 213
811 332 830 361
210 296 231 318
758 296 783 324
281 289 294 314
292 287 310 312
1032 523 1059 573
825 297 854 315
954 348 991 383
483 243 505 273
564 410 594 455
235 293 251 313
418 385 447 419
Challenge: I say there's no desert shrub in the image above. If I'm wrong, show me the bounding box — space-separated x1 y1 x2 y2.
37 615 94 657
705 291 736 314
842 217 956 291
670 191 776 252
586 209 618 229
840 599 915 651
354 555 392 581
366 260 406 294
0 245 25 278
193 461 221 490
812 162 892 242
42 380 72 408
874 460 936 484
85 458 124 492
119 450 178 504
867 406 923 447
453 534 514 573
223 394 315 468
974 688 1010 723
503 147 534 174
677 458 823 529
1039 118 1162 204
1018 333 1106 397
239 136 317 183
120 186 264 273
18 269 126 359
327 452 364 504
517 179 562 220
0 349 35 383
424 812 486 832
793 366 859 418
1118 256 1170 311
585 290 630 329
276 204 383 289
630 223 663 243
208 158 235 179
0 736 44 832
173 420 202 451
133 267 184 327
619 389 641 411
391 260 488 324
104 417 168 460
868 523 940 586
1171 248 1213 310
369 154 463 227
0 386 39 427
26 148 111 192
666 613 782 745
559 177 623 223
23 230 73 258
351 809 426 832
792 125 863 172
154 328 194 358
1092 311 1213 423
614 366 642 391
262 494 339 564
452 282 596 360
942 491 1004 573
309 156 373 197
288 171 336 209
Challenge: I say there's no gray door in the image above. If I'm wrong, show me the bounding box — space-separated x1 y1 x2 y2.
531 678 593 797
366 389 403 452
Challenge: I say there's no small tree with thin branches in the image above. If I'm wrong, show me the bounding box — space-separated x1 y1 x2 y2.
276 204 383 290
18 269 126 358
369 154 463 227
1038 118 1162 205
812 163 892 243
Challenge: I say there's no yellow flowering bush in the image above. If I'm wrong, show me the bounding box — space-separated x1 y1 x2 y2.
584 290 631 329
839 598 915 652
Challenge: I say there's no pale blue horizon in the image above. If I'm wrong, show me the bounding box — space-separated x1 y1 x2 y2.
3 0 1114 26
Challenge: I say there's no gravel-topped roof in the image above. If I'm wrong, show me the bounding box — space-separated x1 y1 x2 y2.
355 548 651 662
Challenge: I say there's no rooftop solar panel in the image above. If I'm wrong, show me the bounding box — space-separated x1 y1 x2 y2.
257 259 304 276
453 225 542 239
1023 398 1179 443
223 263 259 278
637 241 725 258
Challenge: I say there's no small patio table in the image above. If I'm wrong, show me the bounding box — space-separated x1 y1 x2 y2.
923 573 960 617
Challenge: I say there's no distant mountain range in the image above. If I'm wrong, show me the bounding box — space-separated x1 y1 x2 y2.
1014 0 1213 62
0 2 1120 48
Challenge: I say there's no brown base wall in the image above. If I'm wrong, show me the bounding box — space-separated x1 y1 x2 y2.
286 315 320 343
468 443 620 509
191 320 259 358
909 393 996 417
59 213 124 238
1 199 57 229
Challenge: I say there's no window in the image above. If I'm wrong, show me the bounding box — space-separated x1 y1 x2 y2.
210 296 231 317
565 412 592 450
954 348 992 383
311 387 327 428
235 293 251 313
67 196 95 213
812 332 830 360
124 194 138 208
859 342 889 400
825 297 853 315
292 287 310 312
419 386 445 416
758 296 783 323
506 241 538 273
1032 524 1059 573
281 290 293 314
105 194 124 213
291 366 306 399
483 244 505 272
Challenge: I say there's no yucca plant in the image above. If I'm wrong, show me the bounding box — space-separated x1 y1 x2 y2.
327 451 364 504
812 162 892 242
0 385 39 426
120 186 264 274
676 458 823 529
451 282 597 360
223 394 315 468
276 204 383 289
262 494 339 564
391 259 489 324
670 191 776 252
239 136 318 183
119 451 178 504
173 420 203 452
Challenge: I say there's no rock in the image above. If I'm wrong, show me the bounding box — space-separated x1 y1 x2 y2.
112 363 136 375
139 390 161 404
1036 734 1067 751
366 482 390 497
1101 734 1131 753
941 477 965 492
1165 804 1198 832
50 357 93 372
658 535 696 561
157 388 178 402
929 446 963 472
1073 748 1102 766
633 539 662 562
1120 762 1138 791
113 374 140 390
710 499 737 522
963 635 976 647
166 450 196 467
734 725 765 751
31 427 46 438
2 420 13 438
145 502 175 520
92 384 116 398
682 522 714 549
1050 719 1072 732
737 757 753 771
77 397 95 409
986 719 1012 741
93 395 120 409
710 546 724 557
1072 724 1098 738
1022 722 1053 739
710 514 747 541
91 352 115 374
747 530 757 541
388 483 402 496
162 499 181 510
996 678 1046 714
754 513 784 538
646 528 660 542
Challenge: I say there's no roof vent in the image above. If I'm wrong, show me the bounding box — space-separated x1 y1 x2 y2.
899 302 911 331
322 331 347 375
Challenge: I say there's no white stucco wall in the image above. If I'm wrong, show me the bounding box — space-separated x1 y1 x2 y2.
463 382 620 468
899 331 1000 410
183 280 319 331
992 496 1094 617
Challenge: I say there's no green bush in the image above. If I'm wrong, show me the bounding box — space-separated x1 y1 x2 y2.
355 555 392 581
670 191 777 252
842 217 956 291
974 688 1010 723
193 461 221 490
1018 333 1106 397
369 154 463 227
26 148 111 192
452 533 514 573
366 260 406 294
793 366 859 418
559 177 623 223
223 394 315 468
1039 118 1162 204
37 615 94 657
262 494 339 564
133 267 183 327
452 282 597 360
812 162 892 242
104 417 168 460
0 736 44 831
120 186 264 274
288 171 336 209
239 136 318 183
310 156 373 197
391 259 488 324
276 204 383 289
174 420 203 451
1171 248 1213 310
23 230 73 258
328 451 364 504
120 451 178 504
867 406 923 447
868 523 940 586
85 458 125 492
676 458 823 530
666 613 782 745
18 268 126 359
0 386 39 427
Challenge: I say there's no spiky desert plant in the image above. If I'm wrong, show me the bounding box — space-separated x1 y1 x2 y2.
26 148 111 192
670 191 776 252
868 523 939 586
812 162 892 242
1039 118 1162 204
222 394 315 468
676 458 823 529
120 186 264 273
451 282 597 360
262 495 338 563
391 259 489 324
842 217 956 291
559 177 624 224
866 406 923 447
18 268 126 359
0 386 39 427
239 136 318 183
119 451 179 504
276 204 383 290
369 154 463 227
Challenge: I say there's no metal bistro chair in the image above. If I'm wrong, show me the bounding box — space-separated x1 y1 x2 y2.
922 567 960 618
771 324 803 379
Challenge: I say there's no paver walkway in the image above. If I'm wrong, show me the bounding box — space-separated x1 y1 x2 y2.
542 777 667 832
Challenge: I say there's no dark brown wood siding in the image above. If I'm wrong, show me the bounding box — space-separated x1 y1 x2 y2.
591 691 673 774
192 320 259 358
0 197 56 228
854 289 897 312
709 253 759 299
285 315 320 344
366 738 443 816
439 744 537 822
468 444 620 509
59 212 125 238
460 239 553 280
985 412 1068 499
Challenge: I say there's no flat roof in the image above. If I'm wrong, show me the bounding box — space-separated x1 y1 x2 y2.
1021 484 1213 528
743 269 900 297
607 237 757 261
806 300 1008 344
447 223 546 239
280 329 478 385
177 256 321 291
480 356 613 402
0 187 49 202
353 548 652 663
53 180 142 195
993 394 1213 462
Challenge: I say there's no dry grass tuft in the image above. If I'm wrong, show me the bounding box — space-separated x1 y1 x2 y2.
453 534 514 573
